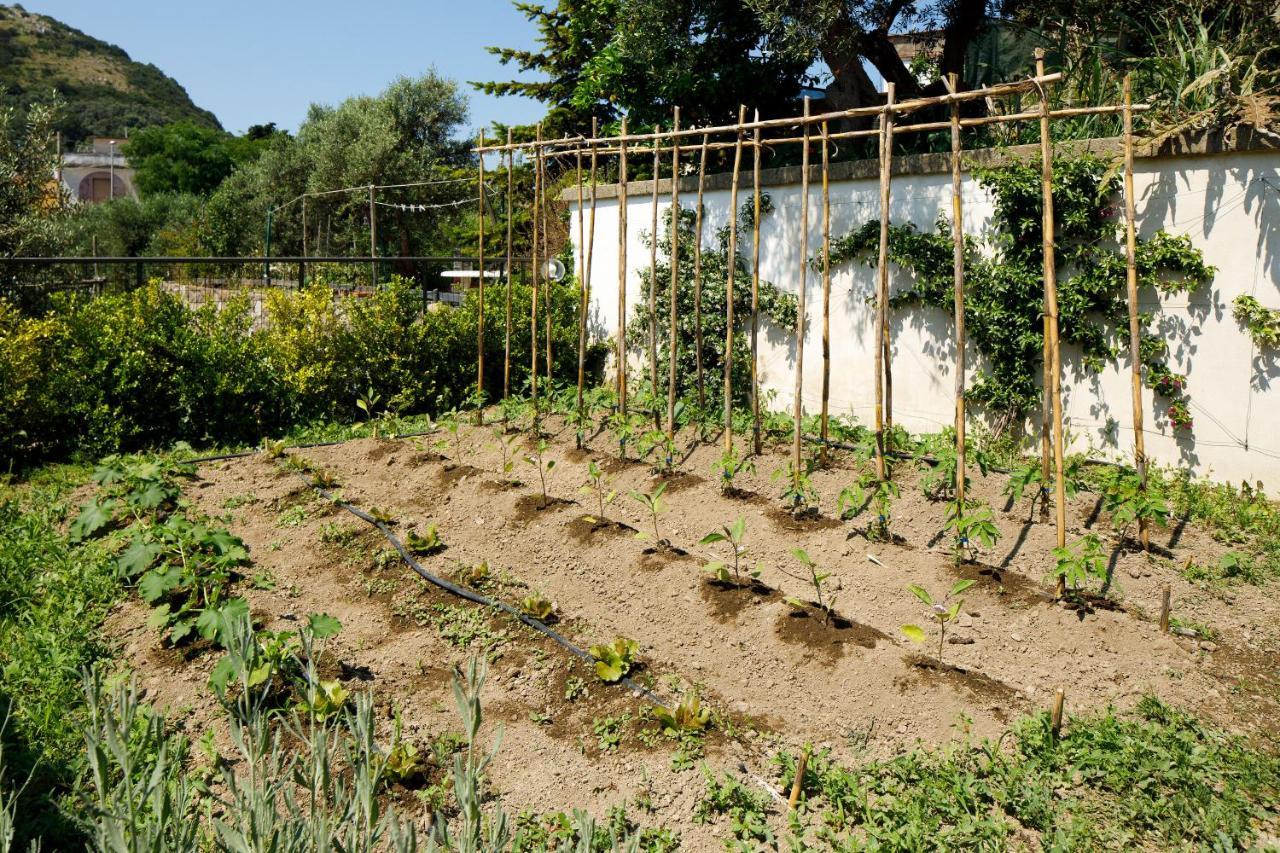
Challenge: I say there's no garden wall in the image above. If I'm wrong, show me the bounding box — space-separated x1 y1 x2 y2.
567 131 1280 486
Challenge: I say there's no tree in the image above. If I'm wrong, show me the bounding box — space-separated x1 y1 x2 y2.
0 100 67 258
477 0 809 135
124 121 234 196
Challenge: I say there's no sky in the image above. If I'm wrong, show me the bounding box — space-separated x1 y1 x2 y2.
24 0 547 136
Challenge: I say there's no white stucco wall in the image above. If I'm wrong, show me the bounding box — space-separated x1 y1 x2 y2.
568 143 1280 487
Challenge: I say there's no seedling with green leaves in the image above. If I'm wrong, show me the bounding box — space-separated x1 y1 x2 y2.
629 481 669 545
70 455 195 540
773 459 820 514
579 460 617 521
406 523 445 556
901 580 975 667
944 500 1002 563
356 387 385 437
838 475 900 541
520 593 556 622
589 637 640 683
1100 469 1169 544
524 438 557 507
783 548 836 624
1052 534 1108 595
608 411 642 460
699 517 760 587
491 427 520 484
713 446 755 495
653 693 711 736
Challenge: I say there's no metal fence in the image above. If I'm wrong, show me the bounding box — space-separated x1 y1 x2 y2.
0 255 511 314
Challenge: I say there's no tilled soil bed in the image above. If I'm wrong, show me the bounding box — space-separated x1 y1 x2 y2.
105 413 1280 845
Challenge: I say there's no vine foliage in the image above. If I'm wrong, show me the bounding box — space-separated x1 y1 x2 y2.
824 155 1214 431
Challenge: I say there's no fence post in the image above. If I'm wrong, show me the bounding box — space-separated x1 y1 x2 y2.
298 258 306 290
135 258 144 290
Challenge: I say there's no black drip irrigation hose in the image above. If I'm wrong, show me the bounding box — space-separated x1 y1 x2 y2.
282 465 670 710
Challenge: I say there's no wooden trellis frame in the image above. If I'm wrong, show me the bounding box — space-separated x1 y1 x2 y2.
474 68 1151 573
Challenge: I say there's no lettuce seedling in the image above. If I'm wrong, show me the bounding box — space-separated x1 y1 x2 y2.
901 580 975 667
699 517 760 587
406 523 445 556
589 637 640 683
520 593 556 622
653 694 711 735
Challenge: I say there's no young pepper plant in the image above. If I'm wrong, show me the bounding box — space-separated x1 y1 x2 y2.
524 439 557 507
784 548 836 625
579 460 617 521
901 580 975 667
699 517 760 587
629 482 669 545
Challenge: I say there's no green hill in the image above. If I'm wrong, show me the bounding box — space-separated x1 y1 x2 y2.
0 3 221 144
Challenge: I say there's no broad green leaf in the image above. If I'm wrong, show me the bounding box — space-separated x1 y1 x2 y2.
699 532 727 544
117 538 161 578
949 579 976 597
728 517 746 540
208 655 234 693
138 566 183 603
70 499 114 541
907 584 934 606
594 659 624 683
308 612 343 639
146 603 172 630
901 624 927 644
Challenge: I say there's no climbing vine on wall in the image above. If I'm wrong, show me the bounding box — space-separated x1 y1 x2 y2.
629 197 797 408
824 155 1215 432
1232 295 1280 349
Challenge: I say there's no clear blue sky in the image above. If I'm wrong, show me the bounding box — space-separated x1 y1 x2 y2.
25 0 546 136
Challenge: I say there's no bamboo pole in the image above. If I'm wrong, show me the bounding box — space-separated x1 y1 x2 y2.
471 73 1065 152
1122 75 1149 552
648 124 662 430
693 132 709 412
1160 584 1171 632
503 129 514 400
819 119 832 466
723 106 746 453
750 114 763 456
1050 687 1065 737
874 85 896 482
574 131 586 446
1036 49 1068 593
667 107 681 447
582 118 598 420
791 98 811 493
531 125 541 420
542 141 553 384
948 73 967 514
788 748 810 810
618 118 629 418
476 129 487 419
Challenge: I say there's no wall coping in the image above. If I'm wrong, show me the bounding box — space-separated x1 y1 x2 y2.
559 125 1280 202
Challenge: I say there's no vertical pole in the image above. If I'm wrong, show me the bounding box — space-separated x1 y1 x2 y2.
301 196 308 289
1123 74 1149 552
648 124 662 430
874 85 896 482
1050 687 1065 737
531 127 542 421
264 209 272 282
693 132 709 413
724 106 746 453
504 129 514 400
751 114 763 456
618 118 629 418
476 130 487 417
369 184 377 287
819 119 832 466
667 107 681 447
791 98 811 493
575 136 586 446
542 144 552 383
1038 57 1053 502
1160 584 1171 633
1036 49 1068 592
577 117 599 445
949 73 967 515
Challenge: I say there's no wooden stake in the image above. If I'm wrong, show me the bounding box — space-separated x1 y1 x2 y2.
476 129 487 417
369 184 377 286
542 142 553 383
693 132 709 412
583 119 598 419
819 119 832 465
874 84 896 482
503 129 514 400
750 114 763 456
948 73 967 514
1050 687 1065 736
574 132 586 446
667 106 681 446
648 124 662 431
788 748 810 810
618 118 629 417
531 126 541 419
1160 583 1171 633
1122 75 1149 553
723 106 747 453
791 97 812 493
1036 49 1069 592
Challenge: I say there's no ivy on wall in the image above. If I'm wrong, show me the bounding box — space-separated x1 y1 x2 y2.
824 155 1215 432
1233 295 1280 349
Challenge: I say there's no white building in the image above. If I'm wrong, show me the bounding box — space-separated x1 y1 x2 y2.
59 137 137 203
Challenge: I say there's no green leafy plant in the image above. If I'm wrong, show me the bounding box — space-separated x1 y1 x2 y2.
435 407 465 464
901 580 975 667
713 446 755 495
653 694 711 736
608 411 641 460
589 637 640 683
520 593 556 622
579 459 617 521
773 458 820 513
523 438 557 507
785 548 836 624
1100 468 1170 543
699 517 759 587
1052 534 1108 593
406 523 445 556
628 482 669 545
944 500 1002 563
838 475 900 541
1232 294 1280 348
492 428 519 484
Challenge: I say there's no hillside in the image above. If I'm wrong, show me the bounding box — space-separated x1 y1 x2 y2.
0 3 220 144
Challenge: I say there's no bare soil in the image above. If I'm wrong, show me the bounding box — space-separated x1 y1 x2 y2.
103 413 1280 845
